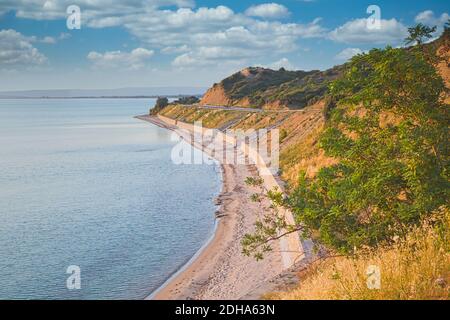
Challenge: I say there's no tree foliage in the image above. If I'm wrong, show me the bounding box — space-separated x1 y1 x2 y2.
405 23 437 46
150 96 169 115
288 46 449 253
173 96 200 105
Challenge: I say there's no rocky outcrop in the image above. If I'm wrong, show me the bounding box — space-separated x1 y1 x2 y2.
200 83 232 106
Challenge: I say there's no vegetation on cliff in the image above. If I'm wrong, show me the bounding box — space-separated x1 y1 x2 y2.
149 96 169 115
201 65 344 110
290 44 449 252
172 95 200 105
153 25 450 299
242 27 449 255
267 207 449 300
239 25 450 299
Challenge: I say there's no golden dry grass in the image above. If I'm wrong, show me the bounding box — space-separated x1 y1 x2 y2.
266 208 450 300
158 104 247 128
280 124 337 186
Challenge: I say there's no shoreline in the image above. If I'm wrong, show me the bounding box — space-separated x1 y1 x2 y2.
145 161 224 300
146 212 220 300
136 115 304 300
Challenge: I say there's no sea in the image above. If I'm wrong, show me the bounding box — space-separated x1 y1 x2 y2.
0 98 221 299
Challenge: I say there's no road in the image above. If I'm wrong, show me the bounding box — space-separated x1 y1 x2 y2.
179 104 312 113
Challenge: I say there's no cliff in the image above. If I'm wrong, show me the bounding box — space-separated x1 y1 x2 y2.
200 65 344 110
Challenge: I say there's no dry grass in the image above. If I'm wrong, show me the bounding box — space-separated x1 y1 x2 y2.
266 208 450 300
280 124 337 186
158 104 247 128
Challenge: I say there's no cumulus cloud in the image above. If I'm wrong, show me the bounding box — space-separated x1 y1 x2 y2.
415 10 449 26
253 57 296 70
172 46 253 68
329 18 408 44
79 4 325 68
0 29 47 67
169 17 324 67
1 2 326 69
0 0 196 19
334 48 364 60
245 3 290 19
117 6 324 67
58 32 71 40
31 32 71 44
40 36 56 44
87 48 154 70
269 57 295 70
161 45 190 54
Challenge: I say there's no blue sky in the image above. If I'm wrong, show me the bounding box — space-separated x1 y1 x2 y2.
0 0 448 90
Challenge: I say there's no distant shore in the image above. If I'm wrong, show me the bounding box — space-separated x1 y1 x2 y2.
0 95 201 100
136 115 304 299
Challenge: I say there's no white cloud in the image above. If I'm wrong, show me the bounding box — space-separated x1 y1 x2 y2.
253 57 296 70
0 0 196 19
117 6 324 68
172 46 253 68
329 18 408 44
245 3 290 19
0 29 47 67
1 2 326 69
168 17 325 68
58 32 71 40
269 57 295 70
41 36 56 44
415 10 449 27
88 4 307 61
161 45 190 54
87 48 154 70
334 48 364 60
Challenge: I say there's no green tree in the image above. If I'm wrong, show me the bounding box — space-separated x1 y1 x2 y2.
173 96 200 105
150 96 169 115
242 44 449 257
405 23 437 46
288 46 449 253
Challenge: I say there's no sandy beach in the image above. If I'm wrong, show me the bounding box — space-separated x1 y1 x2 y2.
136 115 304 300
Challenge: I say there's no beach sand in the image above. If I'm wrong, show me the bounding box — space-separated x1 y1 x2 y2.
136 115 302 300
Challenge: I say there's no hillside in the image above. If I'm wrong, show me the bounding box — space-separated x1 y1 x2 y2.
201 29 450 111
153 30 450 300
200 65 344 110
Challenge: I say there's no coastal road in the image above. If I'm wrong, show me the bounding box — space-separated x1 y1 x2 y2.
179 104 315 113
180 104 263 112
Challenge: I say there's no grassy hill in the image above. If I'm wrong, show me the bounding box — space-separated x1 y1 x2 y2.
200 65 344 110
155 30 450 300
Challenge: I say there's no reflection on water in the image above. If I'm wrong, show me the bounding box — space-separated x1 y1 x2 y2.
0 99 220 299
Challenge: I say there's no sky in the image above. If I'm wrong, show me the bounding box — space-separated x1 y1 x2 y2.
0 0 448 91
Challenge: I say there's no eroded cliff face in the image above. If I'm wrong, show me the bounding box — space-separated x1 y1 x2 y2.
200 83 232 106
436 33 450 103
200 67 274 108
200 85 292 109
437 44 450 89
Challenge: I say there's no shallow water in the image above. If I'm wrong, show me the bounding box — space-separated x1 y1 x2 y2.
0 98 221 299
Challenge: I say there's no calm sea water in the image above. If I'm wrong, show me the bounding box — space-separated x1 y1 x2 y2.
0 98 221 299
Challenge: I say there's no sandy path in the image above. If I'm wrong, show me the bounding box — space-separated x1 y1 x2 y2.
136 115 288 300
